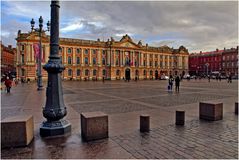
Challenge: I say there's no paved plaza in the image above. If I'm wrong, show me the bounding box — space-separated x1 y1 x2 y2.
1 79 238 159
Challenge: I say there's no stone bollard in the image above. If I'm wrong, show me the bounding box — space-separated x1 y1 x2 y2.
1 115 34 148
175 111 185 125
140 114 150 132
81 112 108 141
235 102 238 115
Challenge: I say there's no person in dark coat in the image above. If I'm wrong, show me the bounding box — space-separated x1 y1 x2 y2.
175 75 180 92
168 75 174 91
4 77 12 93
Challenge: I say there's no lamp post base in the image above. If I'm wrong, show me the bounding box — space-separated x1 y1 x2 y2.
40 119 71 137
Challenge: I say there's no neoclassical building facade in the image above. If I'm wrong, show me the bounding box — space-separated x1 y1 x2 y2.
15 30 189 81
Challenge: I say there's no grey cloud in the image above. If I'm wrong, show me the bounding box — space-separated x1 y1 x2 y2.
1 1 238 52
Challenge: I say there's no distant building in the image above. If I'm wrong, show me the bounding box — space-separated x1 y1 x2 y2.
15 30 189 81
189 47 238 76
1 41 16 77
221 47 238 76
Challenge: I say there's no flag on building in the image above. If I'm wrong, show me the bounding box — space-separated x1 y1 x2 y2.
33 43 40 59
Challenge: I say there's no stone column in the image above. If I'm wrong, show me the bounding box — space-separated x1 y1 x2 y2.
122 50 125 66
97 49 101 66
141 52 144 67
63 47 67 64
89 49 92 66
81 48 84 66
152 53 155 68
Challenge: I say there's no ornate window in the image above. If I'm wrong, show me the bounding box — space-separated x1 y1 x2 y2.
155 61 158 67
21 55 24 63
85 49 89 54
76 57 80 64
116 70 120 76
21 45 25 51
68 69 72 76
103 69 106 76
68 56 72 64
76 48 81 54
68 48 72 54
150 70 153 75
93 69 97 76
77 69 81 76
144 70 147 76
102 58 106 65
85 57 88 65
92 49 96 54
93 58 96 65
85 69 89 76
102 50 106 55
116 58 119 66
150 61 152 66
21 68 25 76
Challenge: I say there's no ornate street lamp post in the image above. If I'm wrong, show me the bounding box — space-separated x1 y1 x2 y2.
31 16 50 90
40 0 71 137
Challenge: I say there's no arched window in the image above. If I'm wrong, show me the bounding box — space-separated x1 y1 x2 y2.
102 58 106 65
116 58 119 66
77 69 81 76
102 50 106 55
68 69 72 76
68 48 72 54
21 68 25 76
85 57 88 65
116 70 120 76
93 58 96 65
92 49 96 54
68 56 72 64
85 49 88 54
85 69 89 76
76 57 80 64
150 70 153 75
103 69 106 76
144 70 147 76
76 48 81 54
93 69 97 76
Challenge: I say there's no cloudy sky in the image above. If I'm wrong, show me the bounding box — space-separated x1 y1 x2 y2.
1 1 238 53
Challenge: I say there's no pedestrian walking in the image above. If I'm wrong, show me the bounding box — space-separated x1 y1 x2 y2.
228 74 232 83
208 76 210 82
175 75 180 92
102 76 105 83
4 77 12 93
168 75 173 92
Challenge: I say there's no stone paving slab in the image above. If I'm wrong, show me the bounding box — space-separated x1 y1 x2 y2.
70 100 154 115
1 79 238 159
111 113 238 159
133 93 231 107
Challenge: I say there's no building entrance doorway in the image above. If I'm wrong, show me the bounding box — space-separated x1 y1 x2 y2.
125 68 131 81
155 70 158 80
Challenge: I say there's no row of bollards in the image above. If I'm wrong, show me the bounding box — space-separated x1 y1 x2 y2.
140 102 238 132
139 110 185 132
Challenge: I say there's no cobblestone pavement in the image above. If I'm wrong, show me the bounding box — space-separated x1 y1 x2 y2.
112 113 238 159
1 79 238 159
